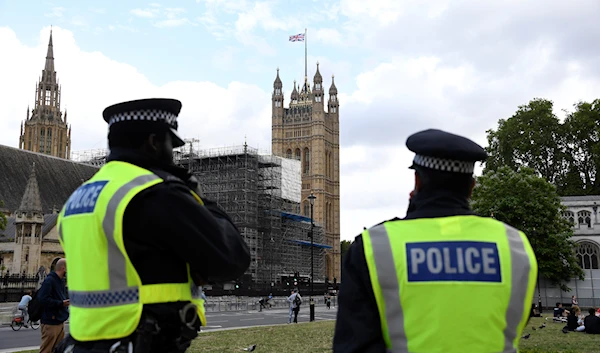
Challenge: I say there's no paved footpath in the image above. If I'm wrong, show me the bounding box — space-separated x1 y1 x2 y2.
0 306 338 352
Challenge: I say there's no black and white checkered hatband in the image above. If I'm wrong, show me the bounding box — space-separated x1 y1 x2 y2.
107 109 178 130
413 154 475 174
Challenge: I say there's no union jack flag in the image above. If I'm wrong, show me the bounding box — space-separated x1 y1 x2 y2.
289 33 305 42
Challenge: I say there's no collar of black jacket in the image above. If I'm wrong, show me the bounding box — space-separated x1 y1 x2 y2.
404 189 474 220
106 148 191 182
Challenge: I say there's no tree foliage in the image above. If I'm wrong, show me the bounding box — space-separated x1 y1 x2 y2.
471 167 584 291
485 98 600 195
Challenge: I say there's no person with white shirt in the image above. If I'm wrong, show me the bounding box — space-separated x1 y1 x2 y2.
18 290 33 327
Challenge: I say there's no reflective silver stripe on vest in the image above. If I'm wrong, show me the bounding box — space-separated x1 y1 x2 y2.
369 223 531 353
370 224 408 352
69 174 160 308
503 224 531 353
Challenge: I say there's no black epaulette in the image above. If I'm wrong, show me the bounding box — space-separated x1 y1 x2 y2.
146 168 187 186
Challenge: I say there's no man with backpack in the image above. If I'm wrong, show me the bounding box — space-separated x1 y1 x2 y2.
287 289 302 324
37 258 70 353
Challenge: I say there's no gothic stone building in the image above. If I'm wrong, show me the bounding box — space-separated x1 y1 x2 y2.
19 29 72 159
0 145 97 275
271 63 341 281
537 196 600 307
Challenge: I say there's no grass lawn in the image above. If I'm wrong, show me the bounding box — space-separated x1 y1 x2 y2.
519 316 599 353
15 316 600 352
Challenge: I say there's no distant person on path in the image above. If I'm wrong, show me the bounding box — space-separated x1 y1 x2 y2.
333 129 538 353
572 295 578 306
287 289 302 324
17 290 33 327
38 258 69 353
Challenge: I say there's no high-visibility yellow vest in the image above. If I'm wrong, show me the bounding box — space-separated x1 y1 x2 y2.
57 161 207 341
362 216 538 353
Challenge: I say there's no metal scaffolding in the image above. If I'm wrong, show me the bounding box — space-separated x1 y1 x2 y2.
178 144 327 284
70 148 108 167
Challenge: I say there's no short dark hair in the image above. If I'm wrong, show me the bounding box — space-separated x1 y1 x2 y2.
589 308 596 315
414 165 474 197
108 121 170 150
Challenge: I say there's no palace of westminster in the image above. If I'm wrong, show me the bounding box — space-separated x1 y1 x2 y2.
0 30 341 287
3 30 600 304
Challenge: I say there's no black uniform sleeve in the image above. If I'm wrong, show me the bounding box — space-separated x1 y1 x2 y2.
139 182 250 283
333 236 387 353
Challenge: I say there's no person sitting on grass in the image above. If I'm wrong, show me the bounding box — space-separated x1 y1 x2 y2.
584 308 600 334
566 306 585 332
530 303 541 318
553 303 569 322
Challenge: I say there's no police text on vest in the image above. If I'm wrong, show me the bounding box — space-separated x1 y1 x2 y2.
64 181 109 216
405 241 501 282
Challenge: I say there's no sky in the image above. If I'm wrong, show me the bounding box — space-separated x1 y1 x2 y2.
1 0 600 241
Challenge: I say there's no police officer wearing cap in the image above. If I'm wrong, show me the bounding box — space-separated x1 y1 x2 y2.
54 98 251 353
333 129 538 353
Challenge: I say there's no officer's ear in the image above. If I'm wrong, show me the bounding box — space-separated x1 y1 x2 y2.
146 133 161 154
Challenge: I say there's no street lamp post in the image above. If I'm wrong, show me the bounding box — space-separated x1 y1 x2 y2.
308 192 316 322
270 236 274 288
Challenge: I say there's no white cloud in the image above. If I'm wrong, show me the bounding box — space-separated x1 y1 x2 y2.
71 16 87 27
315 28 343 46
89 8 106 14
45 7 65 18
130 7 192 28
154 18 192 28
198 1 301 52
211 46 240 71
130 8 160 18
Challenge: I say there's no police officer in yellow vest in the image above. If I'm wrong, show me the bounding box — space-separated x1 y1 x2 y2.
333 129 538 353
54 98 251 353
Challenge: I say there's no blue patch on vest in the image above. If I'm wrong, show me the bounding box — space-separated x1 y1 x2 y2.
406 241 501 282
63 181 108 217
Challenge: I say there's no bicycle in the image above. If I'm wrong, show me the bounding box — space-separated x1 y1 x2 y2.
10 311 40 331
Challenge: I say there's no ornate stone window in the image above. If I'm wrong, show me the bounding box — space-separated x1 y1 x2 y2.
578 210 592 228
303 148 310 174
576 241 600 269
562 211 575 225
286 149 292 159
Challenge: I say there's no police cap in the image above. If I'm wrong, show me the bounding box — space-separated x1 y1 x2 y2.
102 98 185 148
406 129 487 174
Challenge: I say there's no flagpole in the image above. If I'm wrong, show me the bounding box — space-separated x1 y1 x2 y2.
304 28 307 80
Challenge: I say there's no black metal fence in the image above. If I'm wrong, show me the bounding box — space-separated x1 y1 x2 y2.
0 274 39 302
1 273 340 302
204 281 339 297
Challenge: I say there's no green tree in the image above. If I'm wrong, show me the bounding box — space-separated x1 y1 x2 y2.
340 240 352 263
563 99 600 194
484 98 569 185
471 166 584 291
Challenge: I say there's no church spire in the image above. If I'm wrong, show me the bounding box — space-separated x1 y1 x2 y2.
18 163 43 214
45 27 54 73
